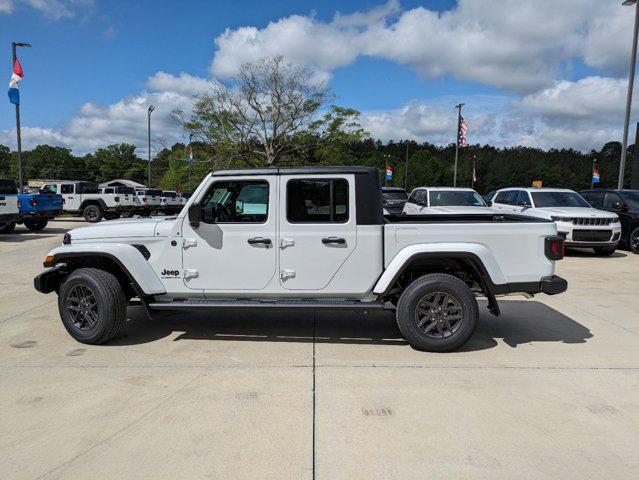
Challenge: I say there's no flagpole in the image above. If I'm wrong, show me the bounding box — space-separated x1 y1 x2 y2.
453 103 465 187
404 143 409 190
384 155 388 187
11 42 28 194
472 155 476 190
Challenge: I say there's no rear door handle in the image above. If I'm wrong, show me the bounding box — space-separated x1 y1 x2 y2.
322 237 346 245
248 237 272 247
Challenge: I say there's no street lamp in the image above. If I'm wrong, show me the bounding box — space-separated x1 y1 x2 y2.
619 0 639 189
147 105 155 187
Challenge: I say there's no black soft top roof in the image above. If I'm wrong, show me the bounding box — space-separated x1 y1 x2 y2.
211 166 378 177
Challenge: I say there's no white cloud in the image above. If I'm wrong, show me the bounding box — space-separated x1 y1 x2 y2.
210 0 635 94
0 72 205 156
0 0 93 19
0 0 14 14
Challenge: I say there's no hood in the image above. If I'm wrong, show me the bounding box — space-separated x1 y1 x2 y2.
420 206 497 214
532 207 618 219
69 217 176 241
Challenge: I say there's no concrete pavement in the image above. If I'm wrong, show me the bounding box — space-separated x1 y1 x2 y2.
1 219 638 479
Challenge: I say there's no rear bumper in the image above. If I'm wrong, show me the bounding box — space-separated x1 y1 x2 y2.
0 213 18 223
493 275 568 296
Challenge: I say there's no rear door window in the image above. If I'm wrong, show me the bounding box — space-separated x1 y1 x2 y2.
287 179 349 223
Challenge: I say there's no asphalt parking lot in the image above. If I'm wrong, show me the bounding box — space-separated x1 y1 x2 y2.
1 218 638 479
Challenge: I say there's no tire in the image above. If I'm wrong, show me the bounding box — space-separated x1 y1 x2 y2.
0 222 16 234
58 268 127 344
593 245 616 256
83 204 103 223
396 273 479 352
24 218 48 231
629 226 639 254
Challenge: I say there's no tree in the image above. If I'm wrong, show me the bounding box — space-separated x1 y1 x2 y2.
177 55 364 167
90 144 146 184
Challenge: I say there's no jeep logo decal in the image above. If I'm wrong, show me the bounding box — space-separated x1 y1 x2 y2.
161 269 180 277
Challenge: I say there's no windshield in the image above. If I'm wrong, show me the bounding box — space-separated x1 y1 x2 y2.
622 191 639 209
532 191 590 208
383 191 408 201
429 190 486 207
115 186 135 194
0 179 18 195
144 189 162 196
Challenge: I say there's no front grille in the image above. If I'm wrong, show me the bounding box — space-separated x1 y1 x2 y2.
572 230 613 242
572 217 612 226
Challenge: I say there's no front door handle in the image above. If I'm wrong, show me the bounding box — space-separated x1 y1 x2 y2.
322 237 346 245
248 237 272 247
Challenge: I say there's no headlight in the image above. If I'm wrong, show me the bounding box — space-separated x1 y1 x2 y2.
551 216 572 222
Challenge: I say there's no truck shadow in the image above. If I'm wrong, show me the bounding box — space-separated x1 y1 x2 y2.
566 248 627 258
114 300 592 351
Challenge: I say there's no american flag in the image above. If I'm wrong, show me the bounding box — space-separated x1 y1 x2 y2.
458 116 468 148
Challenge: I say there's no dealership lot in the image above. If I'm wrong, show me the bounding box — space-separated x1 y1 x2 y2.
1 219 638 479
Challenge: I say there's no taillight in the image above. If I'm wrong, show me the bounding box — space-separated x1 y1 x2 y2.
17 200 22 208
61 199 65 204
114 196 120 202
142 198 147 203
29 198 37 206
545 236 564 261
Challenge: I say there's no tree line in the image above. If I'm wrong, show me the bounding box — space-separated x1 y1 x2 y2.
0 139 633 194
0 55 634 194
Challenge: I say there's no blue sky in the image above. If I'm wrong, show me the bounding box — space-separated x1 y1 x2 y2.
0 0 637 154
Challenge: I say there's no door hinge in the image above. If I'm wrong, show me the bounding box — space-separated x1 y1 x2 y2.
184 269 199 280
183 238 198 249
280 238 295 249
280 269 296 281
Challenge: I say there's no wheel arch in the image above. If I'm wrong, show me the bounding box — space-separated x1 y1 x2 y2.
80 199 107 211
37 244 166 299
373 248 504 315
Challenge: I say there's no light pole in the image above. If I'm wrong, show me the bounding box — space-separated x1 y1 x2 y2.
147 105 155 187
619 0 639 189
453 103 465 187
11 42 31 193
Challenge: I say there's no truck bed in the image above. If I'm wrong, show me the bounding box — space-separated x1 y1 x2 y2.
382 213 557 286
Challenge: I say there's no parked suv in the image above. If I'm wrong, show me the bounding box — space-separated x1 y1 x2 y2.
42 181 126 222
381 187 408 214
403 187 493 214
488 188 621 255
580 189 639 253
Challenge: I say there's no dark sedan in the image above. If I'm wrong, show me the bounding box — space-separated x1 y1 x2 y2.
382 187 408 214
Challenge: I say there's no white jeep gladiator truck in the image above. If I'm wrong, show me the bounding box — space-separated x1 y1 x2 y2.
34 167 567 352
42 181 127 222
0 179 19 233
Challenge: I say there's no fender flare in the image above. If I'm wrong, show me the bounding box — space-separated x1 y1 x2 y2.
40 243 166 296
80 198 108 211
373 244 508 315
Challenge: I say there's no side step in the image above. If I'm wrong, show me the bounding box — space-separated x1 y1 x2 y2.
148 299 386 311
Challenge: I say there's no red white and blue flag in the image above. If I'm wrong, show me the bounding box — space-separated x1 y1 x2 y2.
592 168 600 184
458 116 468 147
7 58 23 105
188 144 193 164
386 164 393 180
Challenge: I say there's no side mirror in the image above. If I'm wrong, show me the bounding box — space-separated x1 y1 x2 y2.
188 202 201 228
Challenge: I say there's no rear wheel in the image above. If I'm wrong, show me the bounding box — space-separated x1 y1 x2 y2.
24 218 48 231
0 222 16 234
396 273 479 352
593 245 616 256
629 226 639 254
58 268 126 344
83 204 103 223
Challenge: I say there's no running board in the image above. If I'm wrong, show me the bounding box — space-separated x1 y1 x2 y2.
148 299 386 311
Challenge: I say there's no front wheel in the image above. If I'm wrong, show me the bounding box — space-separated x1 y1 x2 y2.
396 273 479 352
593 245 616 256
629 226 639 254
83 204 103 223
24 218 48 231
58 268 127 344
0 222 16 234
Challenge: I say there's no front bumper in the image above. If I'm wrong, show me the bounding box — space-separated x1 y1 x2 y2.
557 222 621 247
34 265 67 294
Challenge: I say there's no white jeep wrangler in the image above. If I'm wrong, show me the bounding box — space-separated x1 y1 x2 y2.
34 167 567 352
